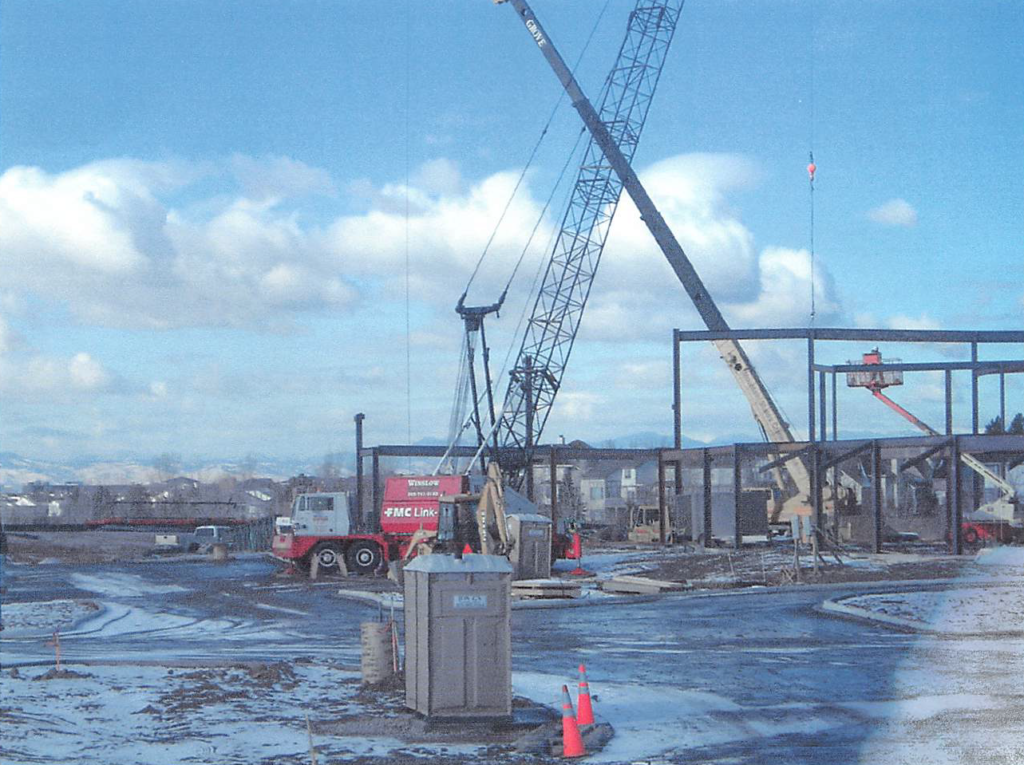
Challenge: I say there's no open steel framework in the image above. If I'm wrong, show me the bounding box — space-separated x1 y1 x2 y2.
356 438 658 536
659 327 1024 556
654 434 1024 557
671 327 1024 445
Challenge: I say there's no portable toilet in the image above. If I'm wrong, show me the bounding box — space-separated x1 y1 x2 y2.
505 513 552 580
404 554 512 719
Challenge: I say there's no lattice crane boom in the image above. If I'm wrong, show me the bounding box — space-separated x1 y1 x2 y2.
500 0 812 502
496 0 686 480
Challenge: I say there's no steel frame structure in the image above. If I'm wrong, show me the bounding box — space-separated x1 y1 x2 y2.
656 434 1024 556
357 441 659 536
671 327 1024 446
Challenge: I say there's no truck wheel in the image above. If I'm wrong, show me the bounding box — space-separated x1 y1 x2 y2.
346 541 382 575
963 528 979 545
313 543 342 569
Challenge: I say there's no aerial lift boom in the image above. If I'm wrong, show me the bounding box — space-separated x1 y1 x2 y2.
499 0 812 505
857 350 1019 515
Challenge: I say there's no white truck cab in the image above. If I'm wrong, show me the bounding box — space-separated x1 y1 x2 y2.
291 492 352 536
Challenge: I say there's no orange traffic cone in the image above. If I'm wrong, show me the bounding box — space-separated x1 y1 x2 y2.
462 543 473 555
576 663 594 725
560 684 586 758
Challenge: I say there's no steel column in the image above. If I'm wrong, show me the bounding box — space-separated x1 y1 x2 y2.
999 373 1006 429
830 459 840 540
871 440 883 554
831 372 838 441
355 413 365 528
658 455 667 544
673 330 682 449
549 447 558 531
948 436 962 555
371 448 381 533
733 446 743 549
812 443 823 532
971 342 979 434
673 332 684 503
819 371 827 442
807 337 816 442
702 448 713 549
945 369 953 435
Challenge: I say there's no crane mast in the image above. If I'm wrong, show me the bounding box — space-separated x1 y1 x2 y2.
497 0 686 480
500 0 811 500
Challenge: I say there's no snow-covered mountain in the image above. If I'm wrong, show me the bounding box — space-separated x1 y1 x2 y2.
0 453 322 491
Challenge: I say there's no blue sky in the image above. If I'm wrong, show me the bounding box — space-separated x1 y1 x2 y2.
1 0 1021 472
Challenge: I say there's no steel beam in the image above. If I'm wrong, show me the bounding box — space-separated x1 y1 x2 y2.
898 443 947 475
814 360 1023 374
674 328 1024 343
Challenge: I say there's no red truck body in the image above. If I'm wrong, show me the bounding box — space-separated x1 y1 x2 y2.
271 475 469 574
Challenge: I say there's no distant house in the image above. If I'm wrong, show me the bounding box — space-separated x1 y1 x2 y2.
0 495 46 525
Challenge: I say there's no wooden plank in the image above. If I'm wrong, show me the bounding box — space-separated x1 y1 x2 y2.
610 575 687 591
599 580 663 595
511 580 581 599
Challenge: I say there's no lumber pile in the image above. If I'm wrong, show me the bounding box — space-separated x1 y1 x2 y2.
599 575 688 596
511 579 582 600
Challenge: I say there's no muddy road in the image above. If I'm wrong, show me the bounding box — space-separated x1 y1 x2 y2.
3 556 1023 763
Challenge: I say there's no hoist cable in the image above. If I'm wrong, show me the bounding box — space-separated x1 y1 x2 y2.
808 0 817 328
404 0 413 449
460 0 613 301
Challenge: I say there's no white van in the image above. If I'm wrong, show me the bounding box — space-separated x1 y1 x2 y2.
192 525 234 551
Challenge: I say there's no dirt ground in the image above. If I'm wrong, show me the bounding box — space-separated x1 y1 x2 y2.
630 541 975 587
3 530 1002 591
4 530 164 564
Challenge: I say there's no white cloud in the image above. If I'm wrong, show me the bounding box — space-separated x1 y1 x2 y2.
229 154 335 200
726 247 841 327
577 154 843 342
68 353 110 390
411 158 463 197
0 158 358 332
323 168 544 304
1 152 842 342
0 348 116 400
0 314 13 356
867 198 918 227
886 313 940 331
613 361 672 391
552 390 605 423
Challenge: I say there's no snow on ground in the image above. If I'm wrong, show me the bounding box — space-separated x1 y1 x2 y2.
551 547 655 577
0 661 480 765
0 600 99 639
975 546 1024 568
513 668 1024 764
69 572 189 598
830 585 1024 635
